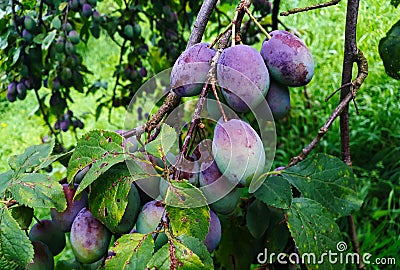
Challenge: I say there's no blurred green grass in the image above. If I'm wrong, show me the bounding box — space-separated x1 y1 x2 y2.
0 0 399 267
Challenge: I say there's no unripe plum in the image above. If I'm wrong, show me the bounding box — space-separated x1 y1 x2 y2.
26 241 54 270
170 43 216 97
50 184 88 232
113 184 141 234
69 0 80 11
70 208 112 264
24 16 36 31
212 119 265 187
260 30 314 86
132 156 162 202
22 29 33 42
65 41 76 55
203 210 221 252
75 167 89 185
217 44 270 112
136 200 168 249
92 10 102 23
29 219 66 256
68 30 80 45
124 24 134 39
199 159 242 215
266 79 290 120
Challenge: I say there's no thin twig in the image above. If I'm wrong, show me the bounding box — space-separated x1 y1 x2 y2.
272 0 281 30
34 89 61 147
288 49 367 167
280 0 341 16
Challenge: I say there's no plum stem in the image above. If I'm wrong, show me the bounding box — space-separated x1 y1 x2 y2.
244 7 271 40
280 0 341 16
211 81 228 122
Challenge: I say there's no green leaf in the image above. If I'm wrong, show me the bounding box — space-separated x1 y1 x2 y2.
10 206 33 230
9 173 66 211
214 215 254 270
391 0 400 7
177 235 214 269
89 164 134 231
42 30 57 50
281 153 362 217
164 180 208 208
286 198 342 270
51 16 61 29
264 207 290 255
147 240 206 269
254 176 292 209
145 124 178 158
165 181 210 240
67 130 126 196
379 20 400 79
11 47 21 66
33 33 46 44
246 199 270 239
8 139 54 173
34 151 73 172
0 207 34 268
105 233 154 269
58 1 68 10
0 170 13 194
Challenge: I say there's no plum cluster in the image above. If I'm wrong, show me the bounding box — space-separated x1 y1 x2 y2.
170 31 314 119
53 110 84 132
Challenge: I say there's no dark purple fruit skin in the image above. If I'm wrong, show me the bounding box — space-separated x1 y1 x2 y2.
26 241 54 270
17 82 27 100
29 219 66 256
50 184 88 232
7 82 17 102
260 30 314 86
70 208 112 264
170 43 216 97
266 79 290 120
217 44 270 112
82 3 93 17
203 210 221 252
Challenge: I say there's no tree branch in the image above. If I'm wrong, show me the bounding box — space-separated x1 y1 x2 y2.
340 0 365 269
288 49 367 167
280 0 340 16
187 0 218 48
136 0 219 138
